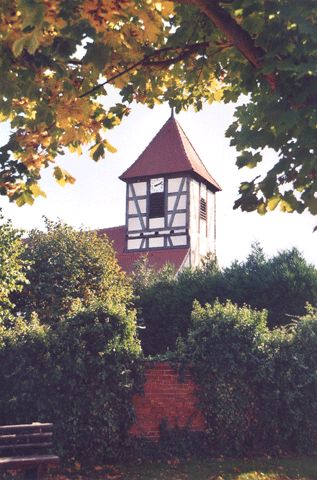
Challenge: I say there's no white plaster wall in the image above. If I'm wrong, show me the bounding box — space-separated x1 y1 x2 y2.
207 190 215 253
128 216 144 231
127 238 142 250
171 235 187 246
149 217 165 229
189 179 216 267
168 194 187 211
128 198 147 215
131 182 147 196
149 237 164 248
189 178 200 267
168 212 186 228
168 177 185 192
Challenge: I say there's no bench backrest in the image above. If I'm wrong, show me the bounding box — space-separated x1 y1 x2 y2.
0 423 54 457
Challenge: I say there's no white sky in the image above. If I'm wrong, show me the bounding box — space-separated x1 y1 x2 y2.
0 94 316 267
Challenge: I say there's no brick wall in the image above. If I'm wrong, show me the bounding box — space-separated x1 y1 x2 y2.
129 361 205 440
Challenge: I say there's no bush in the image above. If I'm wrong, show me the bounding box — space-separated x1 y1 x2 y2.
15 219 132 324
133 255 221 355
178 300 317 455
256 307 317 453
0 213 28 324
178 300 269 455
0 303 143 465
133 244 317 355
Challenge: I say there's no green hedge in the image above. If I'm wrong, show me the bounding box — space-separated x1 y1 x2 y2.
178 301 317 455
0 304 143 465
133 246 317 355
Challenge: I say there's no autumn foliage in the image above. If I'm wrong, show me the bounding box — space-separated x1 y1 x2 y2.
3 1 317 214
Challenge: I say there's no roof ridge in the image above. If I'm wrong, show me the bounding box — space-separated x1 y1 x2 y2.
175 119 221 190
119 115 221 191
172 118 193 172
119 118 170 181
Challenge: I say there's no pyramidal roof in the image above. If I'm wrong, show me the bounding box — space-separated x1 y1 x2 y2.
119 115 221 191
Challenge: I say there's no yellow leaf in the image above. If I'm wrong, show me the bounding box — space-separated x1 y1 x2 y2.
267 196 280 211
30 183 46 198
257 203 267 215
54 166 76 186
279 200 294 213
161 1 174 16
104 139 117 153
68 144 83 155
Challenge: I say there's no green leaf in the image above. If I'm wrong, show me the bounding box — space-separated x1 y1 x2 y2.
18 0 44 30
307 196 317 215
12 37 27 57
15 191 34 206
83 43 112 70
89 142 105 162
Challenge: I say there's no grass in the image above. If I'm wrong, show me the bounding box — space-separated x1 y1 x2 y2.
5 456 317 480
117 456 317 480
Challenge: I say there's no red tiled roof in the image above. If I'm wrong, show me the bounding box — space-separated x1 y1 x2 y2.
120 116 221 191
98 225 189 273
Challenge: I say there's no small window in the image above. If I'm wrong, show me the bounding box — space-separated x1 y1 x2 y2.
149 192 165 218
200 197 207 221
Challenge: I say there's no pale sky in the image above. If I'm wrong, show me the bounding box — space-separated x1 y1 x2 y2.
1 94 316 267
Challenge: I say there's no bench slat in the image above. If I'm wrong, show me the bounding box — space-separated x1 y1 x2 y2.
0 454 60 470
0 423 53 433
0 424 59 474
0 442 53 451
0 432 52 444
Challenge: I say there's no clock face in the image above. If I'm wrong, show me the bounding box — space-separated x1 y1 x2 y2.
150 177 164 193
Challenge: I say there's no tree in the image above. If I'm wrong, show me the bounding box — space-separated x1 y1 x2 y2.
221 243 317 327
0 212 28 322
1 1 317 216
132 254 221 355
15 219 133 324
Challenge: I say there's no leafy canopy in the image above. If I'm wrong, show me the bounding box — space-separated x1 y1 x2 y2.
1 0 317 215
15 219 133 324
0 212 28 322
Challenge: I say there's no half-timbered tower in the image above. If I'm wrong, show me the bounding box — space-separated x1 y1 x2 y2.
99 115 221 272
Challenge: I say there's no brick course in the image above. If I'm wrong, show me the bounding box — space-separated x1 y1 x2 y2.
129 361 205 440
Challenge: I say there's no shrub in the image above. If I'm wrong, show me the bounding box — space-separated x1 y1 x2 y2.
256 307 317 453
0 303 143 465
178 300 269 455
0 213 28 324
178 300 317 455
133 255 221 355
15 219 132 324
134 244 317 355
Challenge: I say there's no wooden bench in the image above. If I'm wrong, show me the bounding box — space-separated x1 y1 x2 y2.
0 423 60 479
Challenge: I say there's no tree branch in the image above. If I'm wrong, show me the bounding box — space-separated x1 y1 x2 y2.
191 0 264 67
79 41 211 98
174 0 277 89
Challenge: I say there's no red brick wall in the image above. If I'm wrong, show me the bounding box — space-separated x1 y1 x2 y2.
129 361 205 440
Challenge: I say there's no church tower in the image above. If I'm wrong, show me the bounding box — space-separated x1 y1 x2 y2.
118 115 221 269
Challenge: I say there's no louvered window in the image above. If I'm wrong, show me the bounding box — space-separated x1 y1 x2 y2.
149 192 165 218
200 197 207 221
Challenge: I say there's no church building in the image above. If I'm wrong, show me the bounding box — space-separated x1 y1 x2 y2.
99 115 221 272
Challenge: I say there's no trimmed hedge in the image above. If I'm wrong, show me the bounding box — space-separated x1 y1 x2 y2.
0 304 143 465
178 301 317 455
133 246 317 355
